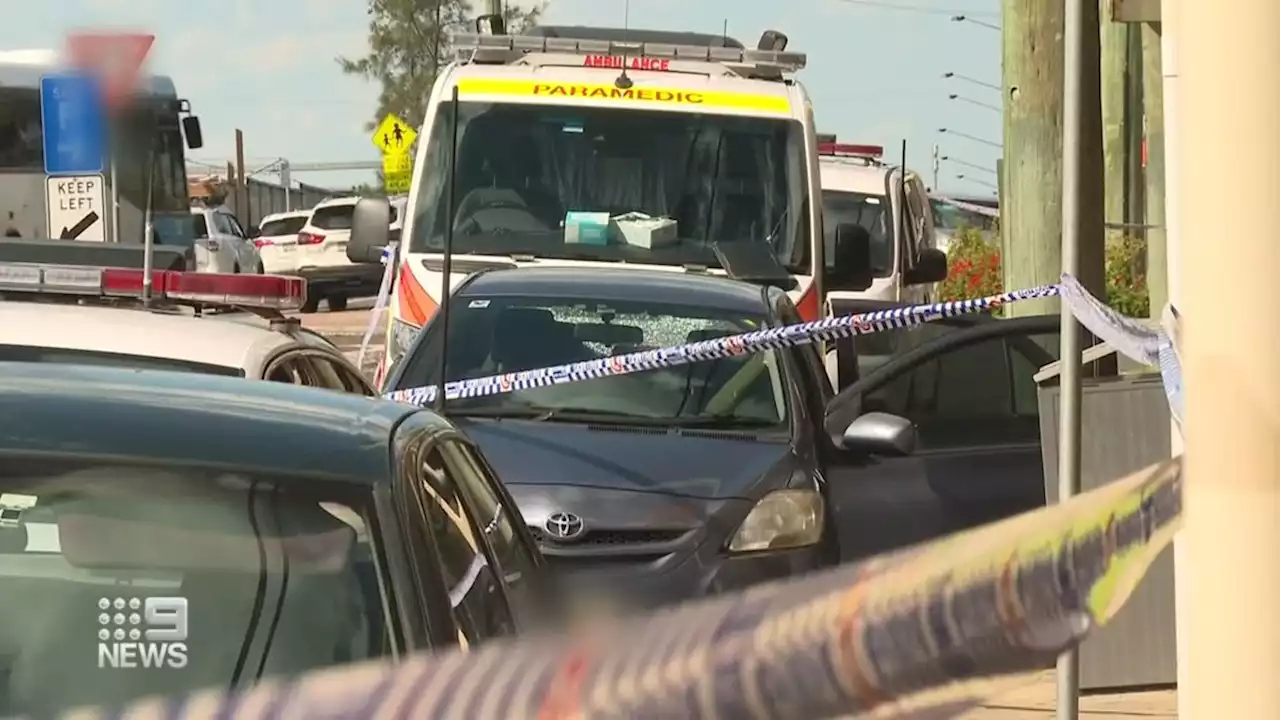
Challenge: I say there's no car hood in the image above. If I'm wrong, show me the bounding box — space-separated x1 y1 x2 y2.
458 418 794 500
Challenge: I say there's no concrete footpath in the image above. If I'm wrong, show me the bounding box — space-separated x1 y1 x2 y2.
958 672 1176 718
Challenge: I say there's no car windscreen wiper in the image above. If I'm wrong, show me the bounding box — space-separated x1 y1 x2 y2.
666 415 783 430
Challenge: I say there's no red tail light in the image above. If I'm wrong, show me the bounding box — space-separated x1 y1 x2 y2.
252 238 270 249
297 231 324 245
0 262 306 311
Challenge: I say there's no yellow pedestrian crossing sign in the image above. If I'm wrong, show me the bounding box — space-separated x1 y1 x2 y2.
382 151 412 176
372 113 416 154
382 150 412 193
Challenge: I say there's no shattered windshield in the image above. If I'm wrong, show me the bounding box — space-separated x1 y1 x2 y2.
409 101 809 273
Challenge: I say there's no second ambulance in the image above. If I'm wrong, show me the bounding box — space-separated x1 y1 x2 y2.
346 19 946 384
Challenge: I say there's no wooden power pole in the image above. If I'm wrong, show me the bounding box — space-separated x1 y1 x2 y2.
1141 22 1167 314
1100 2 1129 230
1002 0 1108 319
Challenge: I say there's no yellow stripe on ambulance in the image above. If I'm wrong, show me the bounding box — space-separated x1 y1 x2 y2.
455 78 791 115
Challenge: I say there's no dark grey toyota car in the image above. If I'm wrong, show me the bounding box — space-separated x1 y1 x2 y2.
383 266 916 609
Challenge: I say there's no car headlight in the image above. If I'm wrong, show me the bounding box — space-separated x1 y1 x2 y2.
727 489 825 553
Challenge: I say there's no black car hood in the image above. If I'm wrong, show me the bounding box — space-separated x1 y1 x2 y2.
458 419 794 500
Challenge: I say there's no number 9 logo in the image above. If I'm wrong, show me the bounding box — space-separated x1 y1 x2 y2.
144 597 188 642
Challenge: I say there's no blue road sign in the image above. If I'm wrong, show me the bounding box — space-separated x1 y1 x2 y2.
39 73 107 176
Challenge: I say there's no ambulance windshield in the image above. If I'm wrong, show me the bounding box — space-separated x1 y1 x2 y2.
409 101 809 273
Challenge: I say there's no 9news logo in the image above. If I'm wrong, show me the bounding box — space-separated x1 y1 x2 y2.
96 596 189 669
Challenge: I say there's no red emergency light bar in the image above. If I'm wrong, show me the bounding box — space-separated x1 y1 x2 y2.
0 262 306 312
818 142 884 158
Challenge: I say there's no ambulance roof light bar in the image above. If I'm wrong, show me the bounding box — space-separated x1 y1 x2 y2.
450 31 807 73
818 142 885 159
0 262 306 315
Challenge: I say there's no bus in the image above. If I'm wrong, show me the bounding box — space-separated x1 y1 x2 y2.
0 49 203 250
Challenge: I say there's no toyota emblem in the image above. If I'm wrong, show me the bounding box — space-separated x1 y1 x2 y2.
544 511 586 541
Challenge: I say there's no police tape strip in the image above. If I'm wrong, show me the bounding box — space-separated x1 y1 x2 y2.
355 243 399 370
383 283 1062 406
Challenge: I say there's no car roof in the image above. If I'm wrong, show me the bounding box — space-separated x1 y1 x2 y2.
459 266 772 316
0 303 306 373
314 196 360 209
820 162 891 196
0 362 429 484
260 210 310 224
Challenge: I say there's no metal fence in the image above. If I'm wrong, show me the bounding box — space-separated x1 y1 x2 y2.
224 178 333 229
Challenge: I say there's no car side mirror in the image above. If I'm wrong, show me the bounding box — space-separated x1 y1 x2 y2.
348 197 391 263
182 116 203 150
838 411 916 456
825 223 873 291
246 226 261 239
904 247 948 285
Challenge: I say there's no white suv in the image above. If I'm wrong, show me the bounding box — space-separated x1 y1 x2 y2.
252 210 310 274
190 206 263 274
292 195 404 313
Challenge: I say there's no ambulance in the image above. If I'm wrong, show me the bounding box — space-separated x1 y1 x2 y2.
345 18 944 384
817 138 943 306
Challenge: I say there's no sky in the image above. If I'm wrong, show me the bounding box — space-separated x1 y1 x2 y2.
2 0 1003 195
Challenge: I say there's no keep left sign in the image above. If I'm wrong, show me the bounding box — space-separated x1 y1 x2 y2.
46 174 106 241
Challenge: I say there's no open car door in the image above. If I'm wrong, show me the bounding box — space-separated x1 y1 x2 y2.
822 314 1070 562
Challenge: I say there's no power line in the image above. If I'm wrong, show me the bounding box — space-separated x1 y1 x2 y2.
833 0 999 17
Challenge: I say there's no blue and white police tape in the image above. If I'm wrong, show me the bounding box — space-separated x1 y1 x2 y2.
357 242 399 369
1057 272 1184 429
383 283 1061 406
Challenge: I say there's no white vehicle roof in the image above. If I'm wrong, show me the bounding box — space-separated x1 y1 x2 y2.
259 210 310 225
0 303 333 377
820 161 894 196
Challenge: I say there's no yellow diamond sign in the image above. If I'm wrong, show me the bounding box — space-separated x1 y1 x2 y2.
371 113 416 155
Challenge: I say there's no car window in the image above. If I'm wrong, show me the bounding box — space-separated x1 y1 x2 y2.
437 442 541 620
210 213 234 236
224 214 247 238
191 214 209 239
775 298 831 413
259 216 307 237
310 205 356 231
862 330 1059 448
263 353 319 385
393 295 790 430
418 445 516 647
327 359 375 396
295 355 350 392
905 177 931 255
822 190 891 278
0 457 390 718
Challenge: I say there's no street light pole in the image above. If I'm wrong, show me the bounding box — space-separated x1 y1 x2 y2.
942 157 996 176
948 93 1001 112
955 173 997 190
943 72 1001 92
1180 0 1280 716
950 14 1000 31
937 127 1002 149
